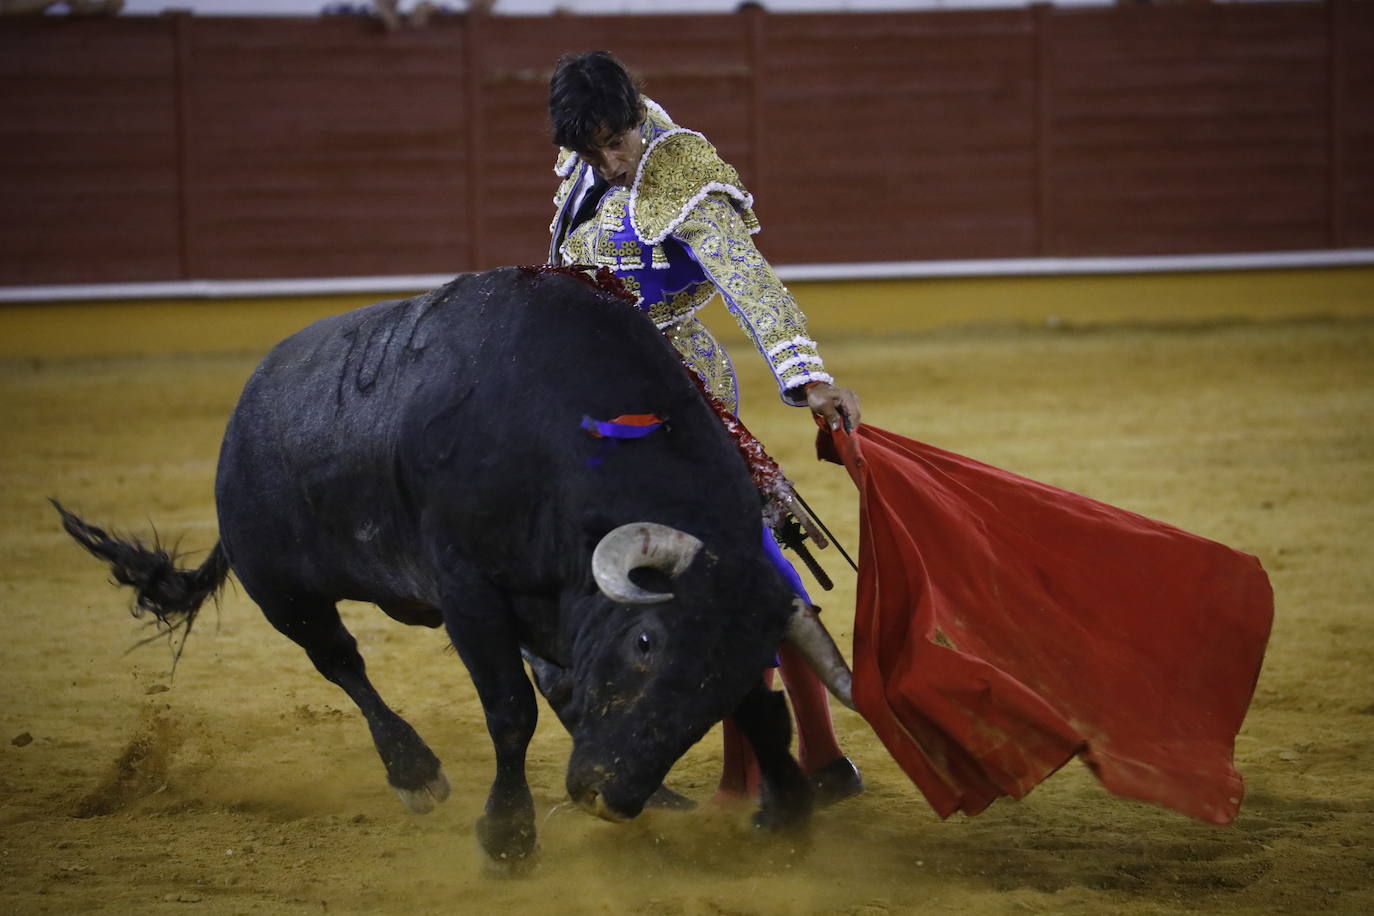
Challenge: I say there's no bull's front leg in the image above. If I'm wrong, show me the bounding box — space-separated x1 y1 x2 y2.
732 680 814 833
441 587 539 875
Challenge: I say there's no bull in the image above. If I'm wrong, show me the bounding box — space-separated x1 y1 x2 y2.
54 266 854 872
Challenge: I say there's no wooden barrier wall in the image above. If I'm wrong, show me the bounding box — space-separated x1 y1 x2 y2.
1 2 1370 286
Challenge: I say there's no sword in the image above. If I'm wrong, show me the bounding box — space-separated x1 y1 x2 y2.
776 489 859 592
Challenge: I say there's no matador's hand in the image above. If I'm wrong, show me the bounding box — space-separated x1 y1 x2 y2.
807 381 861 433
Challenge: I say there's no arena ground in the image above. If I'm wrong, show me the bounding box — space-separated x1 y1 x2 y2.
2 272 1372 914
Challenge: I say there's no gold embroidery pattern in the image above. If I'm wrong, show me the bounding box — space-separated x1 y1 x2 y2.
617 272 643 301
554 147 577 176
597 234 645 271
645 283 714 330
550 150 581 237
560 211 596 268
632 131 759 246
665 317 738 413
672 195 830 399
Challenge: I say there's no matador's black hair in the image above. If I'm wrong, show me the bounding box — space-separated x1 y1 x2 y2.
548 50 645 154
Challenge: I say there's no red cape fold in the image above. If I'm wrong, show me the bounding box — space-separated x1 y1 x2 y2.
819 425 1273 825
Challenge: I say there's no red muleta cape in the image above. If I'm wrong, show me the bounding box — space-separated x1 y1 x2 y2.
821 425 1273 825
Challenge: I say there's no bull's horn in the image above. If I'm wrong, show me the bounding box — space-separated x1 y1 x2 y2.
785 599 856 711
592 523 703 605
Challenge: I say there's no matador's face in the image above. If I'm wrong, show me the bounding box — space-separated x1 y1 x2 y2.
583 123 646 188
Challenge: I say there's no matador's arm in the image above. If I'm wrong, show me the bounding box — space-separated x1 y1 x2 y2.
672 194 833 406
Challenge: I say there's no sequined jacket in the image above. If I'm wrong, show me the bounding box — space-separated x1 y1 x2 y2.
548 98 832 414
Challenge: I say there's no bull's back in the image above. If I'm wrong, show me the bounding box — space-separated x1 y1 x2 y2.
212 267 704 602
214 277 485 600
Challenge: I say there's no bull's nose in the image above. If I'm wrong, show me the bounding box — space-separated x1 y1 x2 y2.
575 788 629 824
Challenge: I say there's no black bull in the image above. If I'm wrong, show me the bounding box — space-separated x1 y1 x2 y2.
55 266 853 870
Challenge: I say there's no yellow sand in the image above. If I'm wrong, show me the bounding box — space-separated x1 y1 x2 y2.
2 277 1372 914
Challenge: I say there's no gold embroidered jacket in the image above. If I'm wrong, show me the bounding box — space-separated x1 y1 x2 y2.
548 98 831 413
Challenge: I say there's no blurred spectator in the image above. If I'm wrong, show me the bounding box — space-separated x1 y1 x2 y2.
320 2 372 14
320 0 465 30
0 0 123 14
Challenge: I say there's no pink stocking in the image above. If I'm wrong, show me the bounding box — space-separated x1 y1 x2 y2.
778 641 843 773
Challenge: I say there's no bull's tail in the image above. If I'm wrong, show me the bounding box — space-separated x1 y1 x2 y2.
51 499 230 639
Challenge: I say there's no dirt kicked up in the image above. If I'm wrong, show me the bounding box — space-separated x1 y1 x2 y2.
1 316 1371 915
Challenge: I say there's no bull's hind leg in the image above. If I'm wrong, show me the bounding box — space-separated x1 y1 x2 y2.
256 592 450 813
732 681 814 833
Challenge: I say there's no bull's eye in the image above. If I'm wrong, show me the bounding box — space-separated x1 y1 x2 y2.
636 631 653 655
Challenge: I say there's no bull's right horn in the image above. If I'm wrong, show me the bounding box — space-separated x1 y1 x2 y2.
785 599 856 711
592 522 703 605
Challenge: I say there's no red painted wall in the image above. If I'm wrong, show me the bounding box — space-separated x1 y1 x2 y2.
1 2 1369 285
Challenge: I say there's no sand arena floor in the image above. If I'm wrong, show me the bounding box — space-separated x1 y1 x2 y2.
1 310 1372 914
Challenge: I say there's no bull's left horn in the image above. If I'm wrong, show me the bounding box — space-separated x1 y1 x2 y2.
592 523 703 605
785 599 856 711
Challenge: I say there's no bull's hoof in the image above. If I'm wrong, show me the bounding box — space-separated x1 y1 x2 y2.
394 768 452 814
810 756 863 808
752 803 812 835
480 848 540 880
476 814 538 877
752 778 813 835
